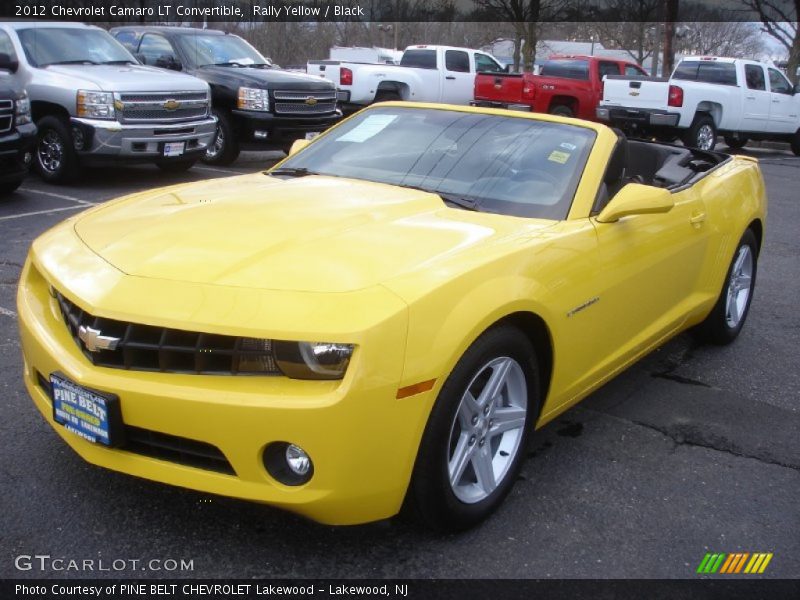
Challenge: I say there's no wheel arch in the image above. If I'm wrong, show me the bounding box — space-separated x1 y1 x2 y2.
695 102 722 127
748 218 764 255
376 81 411 100
31 100 70 123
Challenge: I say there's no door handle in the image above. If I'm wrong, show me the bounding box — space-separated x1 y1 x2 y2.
746 96 755 100
772 99 780 103
445 76 456 80
689 212 707 225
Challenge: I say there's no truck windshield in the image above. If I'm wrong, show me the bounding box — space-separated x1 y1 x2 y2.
18 28 135 67
175 34 269 68
276 107 595 220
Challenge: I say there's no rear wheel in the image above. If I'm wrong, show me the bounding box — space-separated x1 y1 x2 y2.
406 325 539 532
724 135 748 150
683 114 717 151
791 130 800 156
156 159 196 173
203 109 240 166
35 115 79 184
549 104 574 118
693 229 758 345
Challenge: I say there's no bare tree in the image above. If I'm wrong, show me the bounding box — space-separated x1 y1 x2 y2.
586 1 661 64
743 0 800 82
673 22 766 58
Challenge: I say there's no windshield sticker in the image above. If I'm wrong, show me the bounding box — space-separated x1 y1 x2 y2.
337 114 398 143
548 150 571 164
560 142 577 151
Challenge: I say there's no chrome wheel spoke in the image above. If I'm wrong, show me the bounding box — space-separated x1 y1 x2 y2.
472 446 496 494
477 358 512 408
488 406 526 439
458 391 479 428
448 434 473 487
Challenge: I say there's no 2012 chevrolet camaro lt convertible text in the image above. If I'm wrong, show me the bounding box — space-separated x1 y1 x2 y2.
18 103 766 531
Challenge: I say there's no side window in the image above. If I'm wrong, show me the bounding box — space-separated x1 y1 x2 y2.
540 59 589 80
0 30 16 60
696 62 737 86
113 31 140 54
744 64 766 91
598 61 620 78
138 34 177 67
624 64 646 76
445 50 470 73
475 53 502 73
768 68 792 94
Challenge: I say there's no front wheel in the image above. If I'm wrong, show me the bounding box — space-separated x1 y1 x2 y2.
683 114 717 151
203 109 240 166
406 325 539 532
35 115 79 184
156 159 196 173
693 229 758 345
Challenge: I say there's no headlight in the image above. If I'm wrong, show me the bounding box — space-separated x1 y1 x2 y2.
238 338 354 380
76 90 115 119
237 87 269 111
14 93 31 125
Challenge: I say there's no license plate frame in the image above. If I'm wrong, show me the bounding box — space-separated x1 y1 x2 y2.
162 141 186 157
50 372 125 447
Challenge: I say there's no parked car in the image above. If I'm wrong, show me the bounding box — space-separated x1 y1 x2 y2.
307 45 505 110
0 53 36 195
19 102 766 530
598 56 800 153
473 55 649 119
111 26 342 165
0 22 216 183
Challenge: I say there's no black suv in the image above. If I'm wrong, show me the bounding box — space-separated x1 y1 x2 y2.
111 26 342 165
0 54 35 195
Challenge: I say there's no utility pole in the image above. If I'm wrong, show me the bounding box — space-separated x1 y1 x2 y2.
663 0 679 76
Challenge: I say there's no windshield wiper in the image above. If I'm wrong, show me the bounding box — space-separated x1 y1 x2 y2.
397 183 482 211
269 167 319 178
43 60 100 66
102 60 136 65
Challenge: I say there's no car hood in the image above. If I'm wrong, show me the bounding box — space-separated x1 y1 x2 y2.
74 174 550 293
43 64 208 92
196 66 335 90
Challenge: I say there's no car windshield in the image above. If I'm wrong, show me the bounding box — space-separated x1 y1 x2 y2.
18 27 135 67
175 34 268 68
277 107 595 220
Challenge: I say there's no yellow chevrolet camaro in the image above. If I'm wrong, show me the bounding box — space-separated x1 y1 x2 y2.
18 103 766 531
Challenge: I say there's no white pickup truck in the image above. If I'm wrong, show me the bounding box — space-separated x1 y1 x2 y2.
307 45 505 110
597 56 800 154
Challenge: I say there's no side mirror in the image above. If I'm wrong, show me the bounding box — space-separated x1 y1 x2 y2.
288 139 310 155
0 52 19 73
503 64 513 73
596 183 674 223
155 55 182 71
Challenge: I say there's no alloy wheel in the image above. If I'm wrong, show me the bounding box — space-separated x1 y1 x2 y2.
38 130 64 173
725 244 753 328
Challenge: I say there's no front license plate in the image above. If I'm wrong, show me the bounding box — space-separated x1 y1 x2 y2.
163 142 185 157
50 374 123 447
304 132 320 141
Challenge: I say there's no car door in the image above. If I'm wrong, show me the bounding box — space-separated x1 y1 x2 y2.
766 67 798 133
741 63 770 133
440 50 474 104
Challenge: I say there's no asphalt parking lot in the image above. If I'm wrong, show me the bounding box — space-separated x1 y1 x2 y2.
1 145 798 580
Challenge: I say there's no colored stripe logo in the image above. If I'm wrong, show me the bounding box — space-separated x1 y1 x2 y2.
696 552 773 574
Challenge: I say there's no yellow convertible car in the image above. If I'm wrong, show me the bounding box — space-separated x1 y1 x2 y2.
18 103 766 531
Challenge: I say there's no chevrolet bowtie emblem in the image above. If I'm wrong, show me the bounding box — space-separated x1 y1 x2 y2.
78 325 121 353
163 99 181 111
304 96 318 106
629 91 640 96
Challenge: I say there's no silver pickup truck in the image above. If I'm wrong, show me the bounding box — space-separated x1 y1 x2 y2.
0 22 216 183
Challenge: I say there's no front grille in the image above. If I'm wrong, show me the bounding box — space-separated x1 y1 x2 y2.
117 91 209 124
272 90 337 115
35 372 235 475
56 292 281 376
0 99 13 133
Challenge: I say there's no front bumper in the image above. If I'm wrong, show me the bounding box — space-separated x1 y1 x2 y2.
596 106 680 128
17 224 430 526
71 117 217 163
231 109 342 149
0 122 36 182
471 100 532 112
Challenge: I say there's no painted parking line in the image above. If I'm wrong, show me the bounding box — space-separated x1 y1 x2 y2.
19 187 96 206
192 165 246 175
0 306 16 319
0 205 84 222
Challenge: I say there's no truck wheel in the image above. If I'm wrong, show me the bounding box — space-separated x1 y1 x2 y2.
156 159 196 173
724 136 748 150
35 116 79 184
204 109 240 166
791 130 800 156
0 179 23 196
549 105 574 118
693 229 758 345
406 325 539 532
374 91 401 103
683 114 717 151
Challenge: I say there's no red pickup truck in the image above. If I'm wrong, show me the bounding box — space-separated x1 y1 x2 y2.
474 55 648 120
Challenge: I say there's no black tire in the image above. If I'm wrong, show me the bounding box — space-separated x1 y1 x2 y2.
724 135 748 150
791 130 800 156
373 91 401 103
203 109 240 166
549 104 574 118
156 159 196 173
34 115 79 184
683 114 717 151
693 229 758 345
0 179 23 196
406 325 539 532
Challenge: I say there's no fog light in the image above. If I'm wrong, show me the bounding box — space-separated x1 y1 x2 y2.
71 126 85 150
23 152 32 165
253 130 269 139
286 444 310 476
263 441 314 486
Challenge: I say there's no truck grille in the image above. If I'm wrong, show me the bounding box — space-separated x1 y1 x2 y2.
56 292 281 376
116 91 209 124
0 99 13 133
272 90 337 115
